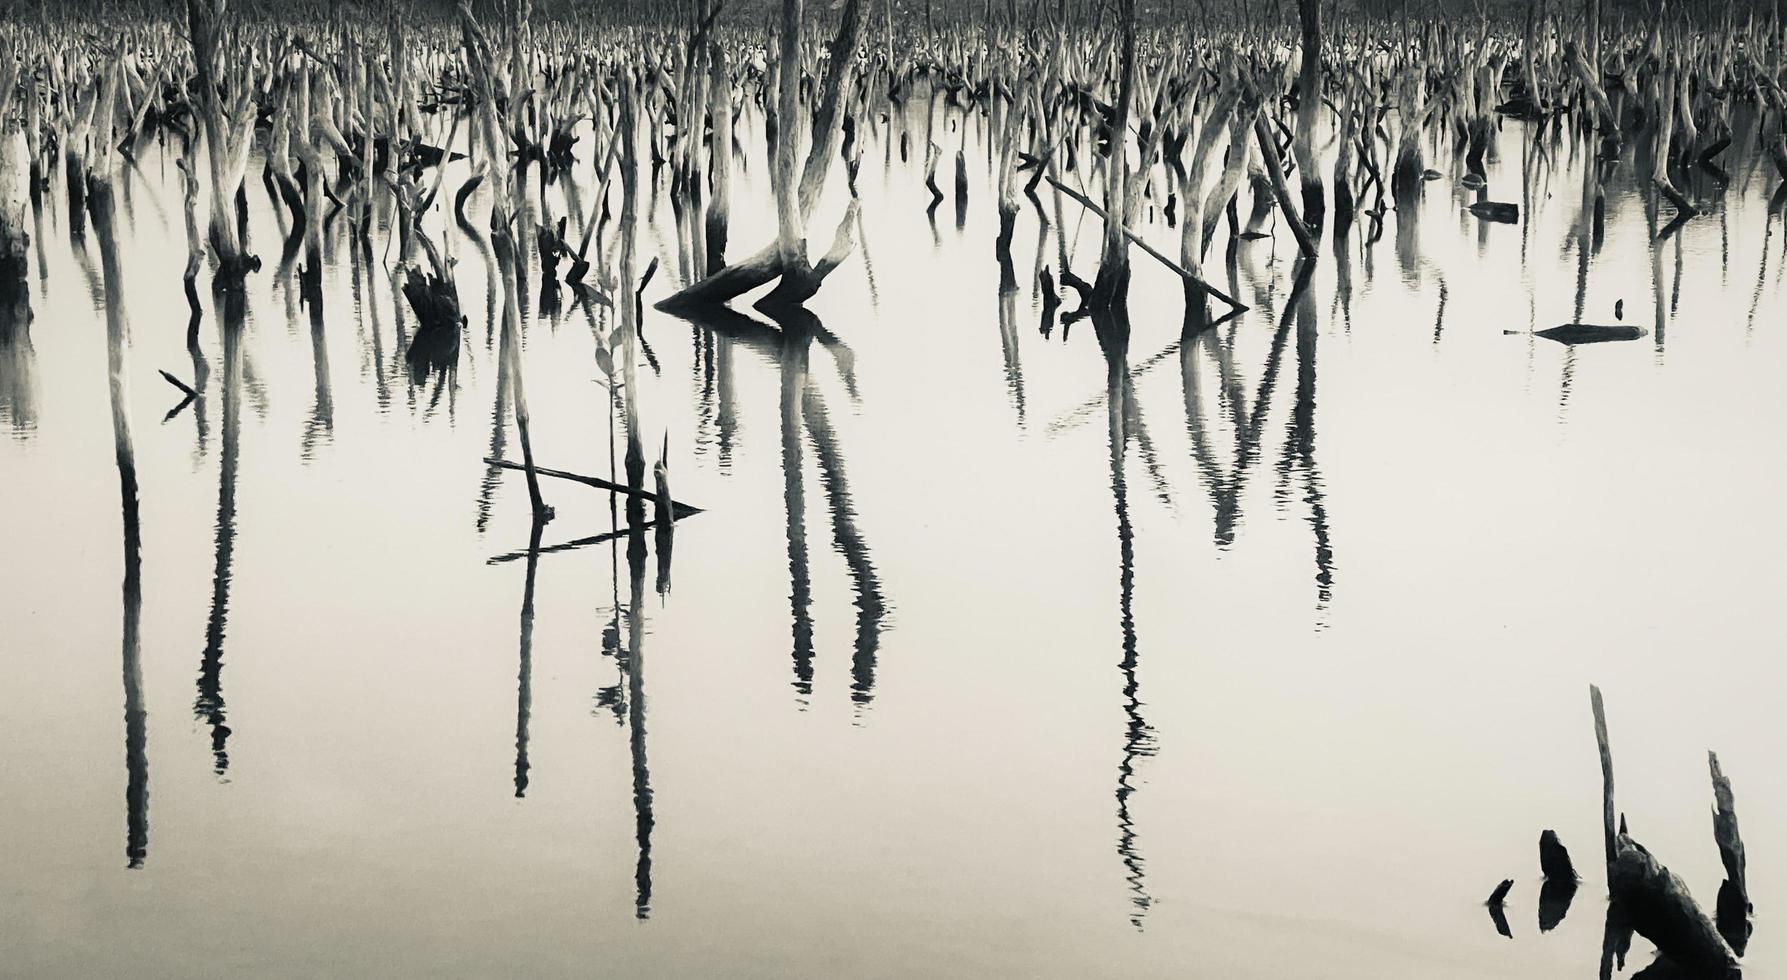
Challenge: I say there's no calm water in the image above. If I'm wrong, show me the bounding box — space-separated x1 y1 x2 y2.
3 99 1786 978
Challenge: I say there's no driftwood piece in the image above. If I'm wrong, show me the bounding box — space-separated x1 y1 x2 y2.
1590 685 1740 977
1611 837 1740 978
1469 201 1519 223
1593 684 1618 875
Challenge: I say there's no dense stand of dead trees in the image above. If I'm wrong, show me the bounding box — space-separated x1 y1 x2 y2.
2 0 1779 308
0 0 1783 535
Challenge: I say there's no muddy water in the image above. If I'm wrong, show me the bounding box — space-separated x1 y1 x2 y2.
2 102 1785 979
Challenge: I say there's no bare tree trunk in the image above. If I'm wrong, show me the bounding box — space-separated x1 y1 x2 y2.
186 0 249 282
773 0 805 270
1093 0 1136 310
1294 0 1324 232
706 38 733 270
0 130 27 303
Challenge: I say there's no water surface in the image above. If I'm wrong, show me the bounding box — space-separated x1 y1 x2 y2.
3 103 1786 978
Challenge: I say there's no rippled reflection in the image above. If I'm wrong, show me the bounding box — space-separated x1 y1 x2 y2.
0 282 31 437
197 288 244 778
93 176 146 869
1093 310 1154 931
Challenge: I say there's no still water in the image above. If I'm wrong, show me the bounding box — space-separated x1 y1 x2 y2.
3 100 1785 978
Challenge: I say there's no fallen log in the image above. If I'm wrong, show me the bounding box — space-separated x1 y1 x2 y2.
1537 324 1645 345
1469 201 1519 223
1044 176 1247 314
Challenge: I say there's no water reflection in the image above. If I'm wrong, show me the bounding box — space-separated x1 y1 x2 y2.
995 279 1026 424
1093 311 1154 930
667 303 889 707
1277 260 1334 613
303 249 334 459
1488 900 1513 939
4 80 1783 974
514 521 542 799
779 318 816 699
1538 877 1578 933
0 282 31 437
625 524 655 920
92 177 147 868
198 288 245 777
797 329 887 708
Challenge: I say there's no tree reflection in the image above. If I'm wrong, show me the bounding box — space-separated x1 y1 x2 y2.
664 304 889 708
197 286 245 777
0 282 31 437
1093 310 1154 930
91 172 147 867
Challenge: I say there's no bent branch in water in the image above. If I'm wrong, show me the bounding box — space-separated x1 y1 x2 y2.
485 458 702 517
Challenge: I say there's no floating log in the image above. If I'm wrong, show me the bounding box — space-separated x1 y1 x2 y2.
1537 324 1645 345
1468 201 1519 223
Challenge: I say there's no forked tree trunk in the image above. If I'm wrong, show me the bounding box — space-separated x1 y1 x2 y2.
186 0 250 283
660 0 864 310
